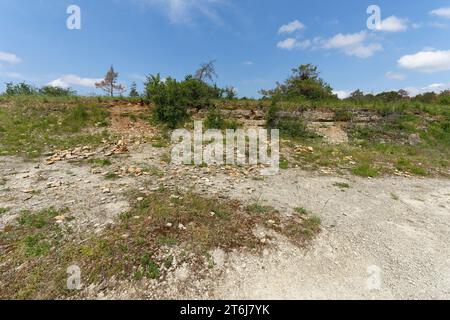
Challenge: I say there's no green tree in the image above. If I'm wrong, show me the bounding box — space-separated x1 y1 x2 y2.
129 82 140 98
260 64 334 100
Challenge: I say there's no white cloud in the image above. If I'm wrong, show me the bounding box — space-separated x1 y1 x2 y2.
398 50 450 72
344 43 383 58
321 31 382 58
278 20 305 34
333 90 351 99
0 51 21 66
430 7 450 19
385 71 406 81
243 61 254 66
374 16 408 32
277 31 381 58
48 75 102 89
322 31 367 49
277 38 311 50
134 0 226 24
277 38 296 50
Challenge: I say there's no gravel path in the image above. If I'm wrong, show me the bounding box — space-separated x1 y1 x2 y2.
210 171 450 299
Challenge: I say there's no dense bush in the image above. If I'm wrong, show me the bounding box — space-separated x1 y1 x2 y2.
344 89 449 106
5 82 37 96
4 82 76 97
145 74 224 128
439 91 450 105
39 86 76 97
179 75 221 108
145 74 189 128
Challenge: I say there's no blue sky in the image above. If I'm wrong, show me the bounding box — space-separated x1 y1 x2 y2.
1 0 450 98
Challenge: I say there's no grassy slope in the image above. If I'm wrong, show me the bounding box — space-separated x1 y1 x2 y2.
0 96 111 157
0 95 448 176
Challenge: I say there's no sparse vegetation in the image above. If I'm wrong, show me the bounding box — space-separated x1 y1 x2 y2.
104 172 120 180
88 158 112 167
333 182 350 189
0 190 320 299
266 101 317 139
294 207 308 215
247 203 273 215
352 164 379 178
391 192 400 201
205 107 239 130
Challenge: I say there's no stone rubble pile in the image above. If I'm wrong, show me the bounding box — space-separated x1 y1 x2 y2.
45 140 130 165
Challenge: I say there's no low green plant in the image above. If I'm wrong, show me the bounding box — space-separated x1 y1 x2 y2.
89 158 111 167
140 253 161 279
352 164 379 177
205 107 239 130
278 118 317 139
333 182 350 189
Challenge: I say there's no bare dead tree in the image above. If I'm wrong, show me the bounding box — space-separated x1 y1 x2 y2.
195 60 218 83
95 66 126 97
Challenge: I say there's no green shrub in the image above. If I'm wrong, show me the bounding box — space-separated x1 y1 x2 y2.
204 107 238 130
180 75 221 108
265 100 316 139
266 100 279 129
205 108 225 129
5 82 37 96
145 74 189 128
439 94 450 105
277 118 317 139
3 82 75 97
334 108 353 122
39 86 76 97
145 73 227 128
352 164 379 177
